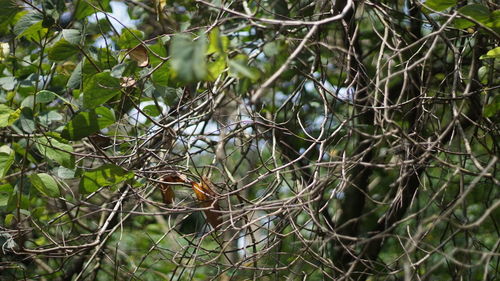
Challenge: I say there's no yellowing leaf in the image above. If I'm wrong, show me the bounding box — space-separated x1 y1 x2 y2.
158 174 188 204
191 177 222 228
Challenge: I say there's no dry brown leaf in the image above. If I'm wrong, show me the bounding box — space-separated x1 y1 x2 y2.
159 173 189 204
191 177 222 229
128 44 149 67
120 77 136 88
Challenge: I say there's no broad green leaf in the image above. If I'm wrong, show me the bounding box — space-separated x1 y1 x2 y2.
207 28 229 55
4 214 15 226
170 33 207 82
61 107 116 140
48 38 79 61
39 111 63 126
0 0 19 23
459 4 490 23
480 47 500 59
207 56 226 81
83 72 121 109
483 95 499 118
117 29 144 49
0 184 13 206
19 107 35 133
80 164 133 193
74 0 111 20
30 173 60 197
148 41 168 66
14 12 47 41
36 90 56 103
0 76 17 91
0 0 20 35
57 166 76 179
151 64 170 86
142 104 161 117
67 61 83 89
0 104 15 127
486 10 500 33
455 4 491 29
35 136 75 169
0 146 14 178
111 63 127 78
228 56 260 81
62 29 82 45
424 0 456 12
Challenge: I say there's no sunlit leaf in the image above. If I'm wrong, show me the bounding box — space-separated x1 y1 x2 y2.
48 38 79 61
83 72 121 109
30 173 60 197
207 28 229 55
191 177 222 228
14 12 47 41
423 0 456 12
80 164 133 193
35 136 75 169
62 29 82 45
0 146 14 178
0 104 16 127
480 47 500 59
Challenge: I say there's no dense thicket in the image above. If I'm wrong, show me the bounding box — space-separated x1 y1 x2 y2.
0 0 498 280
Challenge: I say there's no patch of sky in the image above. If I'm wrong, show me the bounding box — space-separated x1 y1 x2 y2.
304 77 355 102
127 101 168 125
90 1 139 48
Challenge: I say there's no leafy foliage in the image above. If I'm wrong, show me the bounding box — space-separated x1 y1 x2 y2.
0 0 498 280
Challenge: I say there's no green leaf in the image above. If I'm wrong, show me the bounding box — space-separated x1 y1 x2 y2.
0 184 13 206
4 214 15 226
117 29 144 49
62 29 82 45
14 12 47 41
39 111 63 126
228 55 260 81
83 72 121 109
170 33 207 82
0 0 19 24
67 61 83 89
61 107 116 140
142 104 161 117
424 0 456 12
207 28 229 55
207 56 226 81
480 47 500 59
19 107 35 133
48 38 80 61
80 164 133 193
74 0 111 20
36 90 57 103
30 173 60 197
111 63 127 78
0 104 16 127
459 4 490 23
0 76 17 91
57 166 76 179
35 136 75 169
0 145 14 178
483 95 499 118
151 64 170 86
455 4 491 29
